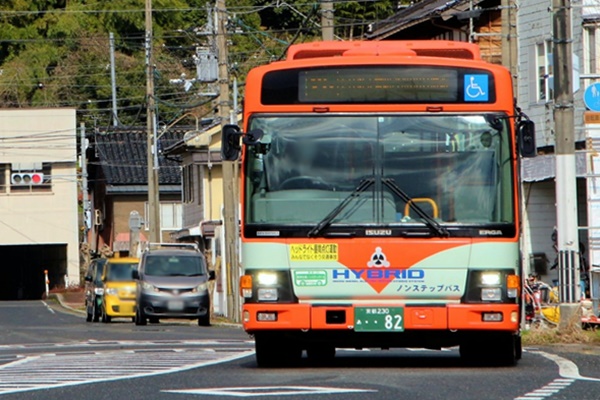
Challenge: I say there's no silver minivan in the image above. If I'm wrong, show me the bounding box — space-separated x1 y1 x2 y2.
133 243 215 326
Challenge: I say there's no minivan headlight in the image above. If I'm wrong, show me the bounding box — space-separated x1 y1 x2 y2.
141 281 158 292
192 282 208 293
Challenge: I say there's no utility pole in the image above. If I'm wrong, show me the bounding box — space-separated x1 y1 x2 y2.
146 0 161 243
80 122 90 244
109 32 118 127
501 0 518 94
217 0 240 322
321 0 334 41
553 0 581 329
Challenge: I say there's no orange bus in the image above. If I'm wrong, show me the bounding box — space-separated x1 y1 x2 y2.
222 40 536 367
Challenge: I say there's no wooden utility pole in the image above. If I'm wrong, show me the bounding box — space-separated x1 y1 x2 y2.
553 0 581 328
217 0 240 322
146 0 161 242
501 0 518 94
321 0 334 41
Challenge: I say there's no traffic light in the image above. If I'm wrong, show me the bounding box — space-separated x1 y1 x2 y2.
11 172 44 185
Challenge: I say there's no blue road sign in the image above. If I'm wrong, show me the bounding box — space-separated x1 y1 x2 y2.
584 83 600 111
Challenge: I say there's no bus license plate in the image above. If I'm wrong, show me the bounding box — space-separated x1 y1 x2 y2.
354 307 404 332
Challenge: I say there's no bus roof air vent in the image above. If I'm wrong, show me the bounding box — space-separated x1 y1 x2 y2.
342 48 416 57
287 40 481 62
413 48 476 60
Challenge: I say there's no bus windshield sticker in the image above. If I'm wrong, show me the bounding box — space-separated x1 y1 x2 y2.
293 270 328 286
464 74 489 102
290 243 339 261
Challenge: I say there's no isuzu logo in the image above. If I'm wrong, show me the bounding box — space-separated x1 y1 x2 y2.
365 229 392 236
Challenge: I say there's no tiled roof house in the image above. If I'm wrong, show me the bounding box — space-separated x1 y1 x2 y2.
87 127 189 253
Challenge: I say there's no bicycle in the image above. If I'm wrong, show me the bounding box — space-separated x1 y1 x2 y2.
524 276 560 329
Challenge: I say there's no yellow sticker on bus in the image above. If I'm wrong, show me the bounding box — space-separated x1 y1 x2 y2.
290 244 339 261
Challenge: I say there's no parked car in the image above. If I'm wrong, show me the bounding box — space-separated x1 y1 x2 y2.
101 255 139 323
84 258 108 322
134 243 215 326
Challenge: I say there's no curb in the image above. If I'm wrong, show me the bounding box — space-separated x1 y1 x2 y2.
47 293 86 314
47 293 243 328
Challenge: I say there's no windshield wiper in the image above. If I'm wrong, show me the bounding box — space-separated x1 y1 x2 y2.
308 178 374 237
382 178 449 237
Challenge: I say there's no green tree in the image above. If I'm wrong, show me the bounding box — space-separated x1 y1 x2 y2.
0 0 405 126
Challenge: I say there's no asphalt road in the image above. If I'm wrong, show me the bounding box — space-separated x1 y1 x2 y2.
0 300 599 400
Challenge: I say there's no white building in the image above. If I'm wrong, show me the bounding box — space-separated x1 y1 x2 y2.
0 108 79 299
518 1 600 304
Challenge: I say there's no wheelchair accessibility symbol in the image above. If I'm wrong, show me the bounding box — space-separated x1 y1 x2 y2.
464 74 489 102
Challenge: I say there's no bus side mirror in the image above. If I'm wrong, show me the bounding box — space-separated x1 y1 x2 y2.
221 124 242 161
518 119 536 158
243 129 264 145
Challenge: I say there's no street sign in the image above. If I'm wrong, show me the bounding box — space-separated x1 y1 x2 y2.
584 83 600 111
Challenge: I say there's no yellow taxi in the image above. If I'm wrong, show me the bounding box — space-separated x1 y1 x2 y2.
100 254 139 323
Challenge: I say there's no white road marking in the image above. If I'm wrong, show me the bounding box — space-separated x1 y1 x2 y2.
0 339 254 351
163 386 377 397
533 350 600 382
41 300 55 314
0 347 254 395
514 350 600 399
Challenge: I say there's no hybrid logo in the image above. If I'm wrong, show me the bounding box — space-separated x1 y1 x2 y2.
367 247 390 268
332 268 425 281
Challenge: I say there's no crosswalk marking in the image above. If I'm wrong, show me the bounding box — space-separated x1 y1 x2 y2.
0 338 254 351
0 346 254 395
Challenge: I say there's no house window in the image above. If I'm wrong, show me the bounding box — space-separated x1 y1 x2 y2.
144 202 182 230
161 202 182 229
583 22 599 76
10 163 52 193
537 41 554 101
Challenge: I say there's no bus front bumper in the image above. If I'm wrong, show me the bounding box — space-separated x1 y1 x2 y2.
242 303 520 332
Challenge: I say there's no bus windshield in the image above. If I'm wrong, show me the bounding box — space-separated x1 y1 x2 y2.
245 114 514 231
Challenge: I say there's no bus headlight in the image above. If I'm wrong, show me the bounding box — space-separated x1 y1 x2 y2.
257 272 278 286
464 269 517 303
258 288 278 301
481 272 501 286
241 270 296 303
481 287 502 301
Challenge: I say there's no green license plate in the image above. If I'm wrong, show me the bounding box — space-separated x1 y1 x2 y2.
354 307 404 332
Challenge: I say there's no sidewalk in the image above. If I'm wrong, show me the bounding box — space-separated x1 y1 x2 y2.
47 291 86 314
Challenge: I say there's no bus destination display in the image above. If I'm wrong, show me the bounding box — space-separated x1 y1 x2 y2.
261 66 494 104
300 67 458 103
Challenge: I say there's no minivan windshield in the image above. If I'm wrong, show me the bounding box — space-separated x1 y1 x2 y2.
144 255 205 277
